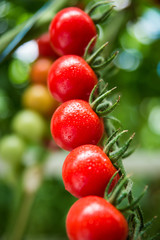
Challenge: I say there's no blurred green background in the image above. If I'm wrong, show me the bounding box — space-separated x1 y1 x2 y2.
0 0 160 239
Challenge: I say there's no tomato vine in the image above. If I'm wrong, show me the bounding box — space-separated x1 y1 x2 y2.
48 2 151 239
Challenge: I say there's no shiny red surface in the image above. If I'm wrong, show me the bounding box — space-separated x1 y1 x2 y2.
50 100 104 151
66 196 128 240
48 55 98 102
62 144 119 198
49 7 97 56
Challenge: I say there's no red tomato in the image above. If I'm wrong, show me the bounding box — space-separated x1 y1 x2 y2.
36 33 58 58
30 58 52 85
66 196 128 240
50 100 104 151
49 7 97 56
62 144 119 198
48 55 98 102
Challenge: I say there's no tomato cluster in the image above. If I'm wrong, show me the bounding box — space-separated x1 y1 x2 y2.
46 6 128 240
0 5 129 240
1 2 148 239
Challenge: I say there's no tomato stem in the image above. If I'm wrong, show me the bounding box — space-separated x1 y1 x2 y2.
83 35 98 60
103 118 145 235
115 179 133 205
104 170 120 198
103 130 128 155
85 1 113 15
92 6 114 24
96 95 120 117
92 51 119 71
86 1 114 24
109 133 135 163
86 42 109 65
118 186 148 212
108 175 129 205
90 86 117 110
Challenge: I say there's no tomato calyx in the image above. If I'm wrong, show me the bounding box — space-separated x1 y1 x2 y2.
109 132 135 163
83 36 118 73
85 1 115 24
89 80 120 117
103 129 136 163
86 41 109 65
104 172 148 214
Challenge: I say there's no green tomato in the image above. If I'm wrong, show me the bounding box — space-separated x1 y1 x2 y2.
8 59 30 85
0 134 26 163
12 110 47 143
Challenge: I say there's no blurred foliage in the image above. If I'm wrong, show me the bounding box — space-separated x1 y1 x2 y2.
27 178 76 239
0 177 160 239
0 0 160 239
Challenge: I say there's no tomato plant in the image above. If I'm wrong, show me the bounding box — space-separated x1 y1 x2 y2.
30 58 52 85
12 110 47 143
48 55 98 102
62 144 119 198
50 100 104 151
49 7 97 56
22 84 59 117
36 33 58 59
0 0 152 239
66 196 128 240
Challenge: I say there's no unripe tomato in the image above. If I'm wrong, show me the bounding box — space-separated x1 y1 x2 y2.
36 33 58 58
0 134 26 164
49 7 97 56
50 100 104 151
62 145 119 198
30 58 52 85
66 196 128 240
12 110 47 143
48 55 98 102
22 85 59 117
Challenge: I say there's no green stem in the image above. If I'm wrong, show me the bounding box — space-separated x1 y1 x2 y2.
104 119 144 231
6 165 44 240
0 0 69 60
9 192 35 240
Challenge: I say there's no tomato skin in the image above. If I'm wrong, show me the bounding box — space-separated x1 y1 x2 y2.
62 145 119 198
48 55 98 102
30 58 52 85
50 100 104 151
22 85 59 117
36 33 58 58
49 7 97 56
66 196 128 240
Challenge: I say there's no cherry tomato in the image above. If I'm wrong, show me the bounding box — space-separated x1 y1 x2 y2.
48 55 98 102
62 144 119 198
50 100 104 151
30 58 52 85
66 196 128 240
0 134 26 164
12 110 47 143
22 85 59 117
49 7 97 56
36 33 58 58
